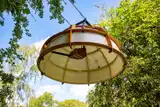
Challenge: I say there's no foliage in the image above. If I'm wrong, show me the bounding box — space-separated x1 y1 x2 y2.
28 93 87 107
8 45 40 106
28 92 57 107
0 0 75 106
57 99 87 107
87 0 160 106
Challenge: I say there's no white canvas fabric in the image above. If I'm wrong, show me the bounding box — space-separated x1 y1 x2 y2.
38 31 126 84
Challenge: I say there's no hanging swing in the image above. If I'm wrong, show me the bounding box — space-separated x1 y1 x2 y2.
37 18 126 84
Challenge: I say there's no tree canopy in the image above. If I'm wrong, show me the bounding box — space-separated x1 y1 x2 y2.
87 0 160 106
28 93 87 107
57 99 87 107
10 46 39 105
0 0 75 106
28 92 57 107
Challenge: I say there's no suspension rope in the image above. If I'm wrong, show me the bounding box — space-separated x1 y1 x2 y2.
69 0 86 19
61 15 71 25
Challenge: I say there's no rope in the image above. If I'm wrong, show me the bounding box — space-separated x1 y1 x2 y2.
61 1 91 26
69 0 86 19
61 15 71 25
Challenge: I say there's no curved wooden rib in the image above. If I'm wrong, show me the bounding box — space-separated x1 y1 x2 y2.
48 49 118 72
99 49 112 77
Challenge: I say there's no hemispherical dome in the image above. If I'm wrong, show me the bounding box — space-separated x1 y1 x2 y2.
37 25 126 84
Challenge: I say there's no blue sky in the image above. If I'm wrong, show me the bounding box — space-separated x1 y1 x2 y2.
1 0 120 103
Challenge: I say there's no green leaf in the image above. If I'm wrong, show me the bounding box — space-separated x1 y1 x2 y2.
23 8 30 14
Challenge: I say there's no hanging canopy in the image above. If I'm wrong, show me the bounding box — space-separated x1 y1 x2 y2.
37 22 126 84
